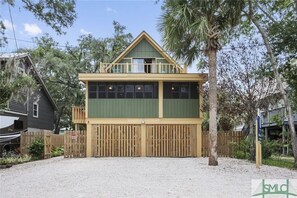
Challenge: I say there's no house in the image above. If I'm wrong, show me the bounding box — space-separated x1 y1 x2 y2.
72 31 207 157
0 53 57 153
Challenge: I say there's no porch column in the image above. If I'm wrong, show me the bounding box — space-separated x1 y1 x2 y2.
159 81 163 118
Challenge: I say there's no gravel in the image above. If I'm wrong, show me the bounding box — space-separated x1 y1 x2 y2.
0 157 296 198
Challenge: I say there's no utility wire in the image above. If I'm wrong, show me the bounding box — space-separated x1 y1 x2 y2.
8 4 18 51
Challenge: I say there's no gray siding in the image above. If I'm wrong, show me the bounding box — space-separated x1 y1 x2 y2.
27 89 55 130
8 99 27 114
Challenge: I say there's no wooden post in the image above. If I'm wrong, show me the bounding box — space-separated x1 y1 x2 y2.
197 124 202 157
199 82 203 119
159 81 163 118
255 109 262 168
183 64 188 73
86 123 92 157
141 124 146 157
85 81 88 119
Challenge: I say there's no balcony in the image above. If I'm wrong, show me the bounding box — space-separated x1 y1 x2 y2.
72 106 85 124
99 62 184 74
261 107 297 127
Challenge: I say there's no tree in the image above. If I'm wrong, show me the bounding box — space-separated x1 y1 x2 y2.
245 0 297 167
26 22 133 133
158 0 244 166
0 56 36 109
218 38 274 161
0 0 76 46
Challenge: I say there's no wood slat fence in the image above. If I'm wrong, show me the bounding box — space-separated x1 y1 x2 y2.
64 130 86 158
202 131 246 157
20 131 52 159
146 124 197 157
92 125 141 157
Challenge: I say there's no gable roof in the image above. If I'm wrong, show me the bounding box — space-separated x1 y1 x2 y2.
0 53 58 110
107 31 183 71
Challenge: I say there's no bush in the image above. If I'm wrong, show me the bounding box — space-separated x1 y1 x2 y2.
0 155 31 165
230 138 250 160
262 140 282 159
51 146 64 157
28 138 44 159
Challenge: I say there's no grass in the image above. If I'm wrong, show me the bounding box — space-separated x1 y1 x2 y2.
263 156 296 169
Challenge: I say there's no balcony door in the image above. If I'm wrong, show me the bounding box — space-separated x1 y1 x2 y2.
132 58 156 73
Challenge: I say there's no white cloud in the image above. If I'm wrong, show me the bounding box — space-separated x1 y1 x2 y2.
106 7 117 13
23 23 42 36
80 28 92 35
3 19 15 31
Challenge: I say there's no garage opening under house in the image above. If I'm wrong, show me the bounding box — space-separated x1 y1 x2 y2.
72 31 208 157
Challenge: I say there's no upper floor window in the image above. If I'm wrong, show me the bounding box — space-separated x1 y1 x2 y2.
88 82 158 99
33 102 39 118
164 82 199 99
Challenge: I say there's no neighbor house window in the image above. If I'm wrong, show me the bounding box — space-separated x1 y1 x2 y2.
33 102 39 118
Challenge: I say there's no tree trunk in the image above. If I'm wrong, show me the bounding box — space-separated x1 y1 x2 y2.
54 106 65 134
208 49 218 166
248 119 255 161
248 1 297 168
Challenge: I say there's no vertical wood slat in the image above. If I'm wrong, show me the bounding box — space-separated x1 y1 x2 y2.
146 124 197 157
202 131 246 157
91 124 141 157
64 130 86 158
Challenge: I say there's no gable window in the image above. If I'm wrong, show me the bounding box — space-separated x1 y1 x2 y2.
131 58 155 73
33 102 39 118
164 82 199 99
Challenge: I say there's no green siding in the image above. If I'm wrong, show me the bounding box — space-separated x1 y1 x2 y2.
119 59 131 63
163 99 199 118
88 99 158 118
125 39 163 58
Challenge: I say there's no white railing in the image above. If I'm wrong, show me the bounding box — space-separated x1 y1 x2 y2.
99 62 184 74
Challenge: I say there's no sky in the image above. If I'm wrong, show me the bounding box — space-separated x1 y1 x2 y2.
0 0 163 52
0 0 199 72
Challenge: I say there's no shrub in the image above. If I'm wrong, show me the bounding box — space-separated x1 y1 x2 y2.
51 146 64 157
28 138 44 159
230 138 250 160
262 140 282 159
0 155 31 165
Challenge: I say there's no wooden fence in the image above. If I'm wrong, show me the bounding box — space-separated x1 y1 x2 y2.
21 131 64 158
202 131 246 157
64 130 86 158
146 124 197 157
20 131 52 159
92 125 141 157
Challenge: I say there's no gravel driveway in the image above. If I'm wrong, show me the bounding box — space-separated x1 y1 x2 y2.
0 157 296 198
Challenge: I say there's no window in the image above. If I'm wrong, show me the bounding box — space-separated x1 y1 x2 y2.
33 102 39 118
164 82 199 99
88 82 158 99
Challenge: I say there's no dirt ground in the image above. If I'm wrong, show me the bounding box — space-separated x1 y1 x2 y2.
0 157 296 198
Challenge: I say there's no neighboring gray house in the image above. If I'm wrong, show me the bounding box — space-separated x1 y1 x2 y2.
0 53 57 152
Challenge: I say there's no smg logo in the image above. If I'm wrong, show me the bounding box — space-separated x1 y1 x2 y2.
252 179 297 197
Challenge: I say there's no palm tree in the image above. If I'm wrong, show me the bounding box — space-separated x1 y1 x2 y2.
159 0 244 165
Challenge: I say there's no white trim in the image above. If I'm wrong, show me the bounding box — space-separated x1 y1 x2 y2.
3 110 28 116
33 102 39 118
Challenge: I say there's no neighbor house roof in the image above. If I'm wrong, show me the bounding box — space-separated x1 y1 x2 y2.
0 53 58 110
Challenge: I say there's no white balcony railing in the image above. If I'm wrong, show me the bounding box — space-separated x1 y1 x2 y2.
99 62 184 74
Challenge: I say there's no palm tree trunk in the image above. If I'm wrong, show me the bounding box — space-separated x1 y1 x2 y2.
208 49 218 166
